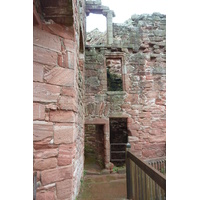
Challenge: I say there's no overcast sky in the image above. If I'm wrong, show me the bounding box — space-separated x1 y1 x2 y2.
86 0 167 32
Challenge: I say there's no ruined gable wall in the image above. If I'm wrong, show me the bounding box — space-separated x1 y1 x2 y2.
33 0 86 199
85 13 166 160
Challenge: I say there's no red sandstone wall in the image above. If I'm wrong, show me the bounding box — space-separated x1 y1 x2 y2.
33 0 86 199
85 13 166 161
33 25 75 200
71 0 86 197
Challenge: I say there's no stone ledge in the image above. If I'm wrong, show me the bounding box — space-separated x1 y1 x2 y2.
106 91 126 95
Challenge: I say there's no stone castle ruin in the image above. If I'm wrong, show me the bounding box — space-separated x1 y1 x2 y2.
33 0 166 199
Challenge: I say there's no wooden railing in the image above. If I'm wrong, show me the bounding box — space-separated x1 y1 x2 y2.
126 144 166 200
145 157 166 175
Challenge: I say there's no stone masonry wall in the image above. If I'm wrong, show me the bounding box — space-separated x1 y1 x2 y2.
71 0 86 198
85 13 166 161
33 0 85 199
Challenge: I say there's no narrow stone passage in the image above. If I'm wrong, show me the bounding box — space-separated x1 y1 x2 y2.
78 155 127 200
77 173 127 200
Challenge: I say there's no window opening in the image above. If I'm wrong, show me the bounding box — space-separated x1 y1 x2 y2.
86 13 106 32
106 58 123 91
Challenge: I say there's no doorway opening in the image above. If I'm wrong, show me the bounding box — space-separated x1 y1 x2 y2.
84 124 105 172
110 118 128 166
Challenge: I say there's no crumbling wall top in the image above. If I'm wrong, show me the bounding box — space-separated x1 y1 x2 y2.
86 0 115 17
86 0 102 6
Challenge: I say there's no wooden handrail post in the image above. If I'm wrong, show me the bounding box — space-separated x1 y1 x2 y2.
33 172 37 200
126 143 132 199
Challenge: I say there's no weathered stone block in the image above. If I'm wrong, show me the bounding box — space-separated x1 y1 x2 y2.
33 121 54 141
58 144 75 166
149 136 166 143
33 138 59 151
134 144 142 150
33 82 61 103
138 130 149 139
145 75 153 80
33 46 57 66
45 104 57 111
153 66 166 74
139 112 151 118
49 111 75 123
56 179 73 199
41 166 73 185
125 94 139 104
152 120 166 128
44 67 74 86
33 103 46 120
58 96 77 112
85 69 98 77
146 91 158 98
34 158 57 170
142 149 156 158
36 191 55 200
54 124 75 144
153 30 165 37
57 54 63 67
156 149 165 157
149 129 162 135
34 149 58 159
33 27 61 52
128 123 140 131
63 39 76 52
121 104 131 109
63 51 75 69
33 62 44 82
129 130 139 137
85 77 100 86
155 98 166 105
145 143 165 150
129 136 139 142
47 24 74 40
128 110 139 117
61 87 76 97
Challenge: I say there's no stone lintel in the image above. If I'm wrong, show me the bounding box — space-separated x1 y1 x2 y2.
85 44 135 49
86 5 115 17
105 52 125 58
109 114 130 118
85 118 108 125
